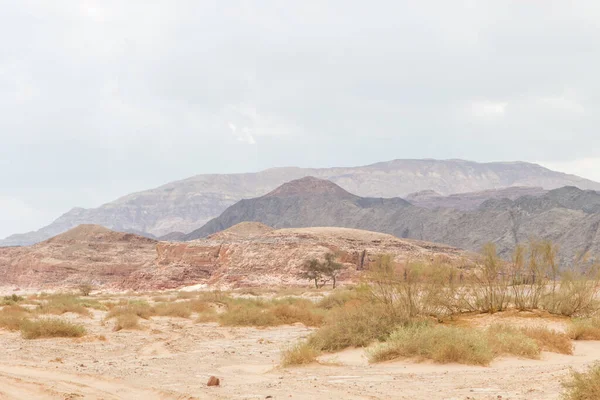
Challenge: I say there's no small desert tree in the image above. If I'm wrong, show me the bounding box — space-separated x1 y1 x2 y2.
321 253 343 289
299 259 326 289
299 254 344 289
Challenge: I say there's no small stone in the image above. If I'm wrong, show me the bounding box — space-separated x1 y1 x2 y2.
207 376 220 387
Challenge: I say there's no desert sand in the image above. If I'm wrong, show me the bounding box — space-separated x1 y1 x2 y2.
0 293 599 400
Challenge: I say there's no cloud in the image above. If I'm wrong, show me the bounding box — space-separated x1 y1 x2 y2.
2 1 600 236
469 100 508 118
228 121 256 144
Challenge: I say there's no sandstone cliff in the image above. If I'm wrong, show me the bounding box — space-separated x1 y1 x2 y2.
0 224 474 291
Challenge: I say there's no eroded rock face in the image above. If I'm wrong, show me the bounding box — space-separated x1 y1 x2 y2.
0 225 157 290
125 226 474 290
0 224 474 291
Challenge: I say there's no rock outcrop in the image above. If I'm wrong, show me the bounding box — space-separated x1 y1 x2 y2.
0 224 475 291
126 226 474 290
0 225 157 290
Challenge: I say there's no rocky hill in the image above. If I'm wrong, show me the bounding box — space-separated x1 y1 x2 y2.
0 224 474 291
0 225 157 290
127 226 475 290
187 179 600 263
3 159 599 247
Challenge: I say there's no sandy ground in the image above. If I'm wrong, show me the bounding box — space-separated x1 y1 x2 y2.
0 304 599 399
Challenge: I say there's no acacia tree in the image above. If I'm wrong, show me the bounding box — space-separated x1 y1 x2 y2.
321 253 343 289
299 258 325 288
298 253 343 288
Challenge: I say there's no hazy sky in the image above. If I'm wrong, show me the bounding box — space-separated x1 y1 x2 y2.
2 1 600 238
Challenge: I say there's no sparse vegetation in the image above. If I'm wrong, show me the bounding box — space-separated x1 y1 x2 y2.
521 326 573 355
367 322 572 366
1 294 25 305
113 313 142 331
78 283 93 297
0 305 30 331
486 324 540 359
562 363 600 400
281 342 320 367
105 301 154 320
309 302 400 351
218 297 324 327
36 294 92 317
368 321 494 366
20 318 86 339
567 318 600 340
154 302 193 318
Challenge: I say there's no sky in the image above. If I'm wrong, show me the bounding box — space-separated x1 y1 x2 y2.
1 1 600 238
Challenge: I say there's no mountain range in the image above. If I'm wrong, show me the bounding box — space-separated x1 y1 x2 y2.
187 177 600 263
2 159 599 247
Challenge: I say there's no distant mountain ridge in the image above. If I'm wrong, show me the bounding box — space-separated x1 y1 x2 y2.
187 178 600 264
2 158 600 247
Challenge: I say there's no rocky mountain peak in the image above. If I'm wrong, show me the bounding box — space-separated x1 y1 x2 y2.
262 176 354 198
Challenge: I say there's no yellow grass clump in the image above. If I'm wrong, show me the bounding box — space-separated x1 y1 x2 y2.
20 318 86 339
0 305 30 331
567 318 600 340
113 314 142 331
368 322 494 366
562 363 600 400
281 342 320 367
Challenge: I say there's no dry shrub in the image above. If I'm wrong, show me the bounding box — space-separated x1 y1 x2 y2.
309 302 400 351
271 304 324 327
218 298 323 327
281 342 320 367
0 305 30 331
78 283 93 297
186 299 211 313
106 301 154 320
113 314 141 331
567 318 600 340
521 326 573 355
176 291 198 300
317 289 361 310
368 322 493 366
20 318 86 339
486 324 540 359
197 290 229 303
219 305 279 327
195 312 218 323
1 294 25 306
37 295 92 317
562 363 600 400
154 302 192 318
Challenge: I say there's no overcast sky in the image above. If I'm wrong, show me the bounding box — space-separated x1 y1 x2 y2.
1 1 600 238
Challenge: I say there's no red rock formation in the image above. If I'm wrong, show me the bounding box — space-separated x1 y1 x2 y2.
0 224 475 291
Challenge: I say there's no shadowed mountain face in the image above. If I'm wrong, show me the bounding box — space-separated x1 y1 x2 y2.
406 187 549 211
184 177 411 240
187 179 600 264
2 159 600 247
